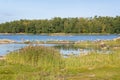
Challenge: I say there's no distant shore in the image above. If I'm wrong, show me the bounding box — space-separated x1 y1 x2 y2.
0 33 118 36
0 36 119 44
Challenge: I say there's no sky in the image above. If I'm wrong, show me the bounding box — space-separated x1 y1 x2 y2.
0 0 120 23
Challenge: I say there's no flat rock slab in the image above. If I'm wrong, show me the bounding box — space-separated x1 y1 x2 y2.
0 39 15 44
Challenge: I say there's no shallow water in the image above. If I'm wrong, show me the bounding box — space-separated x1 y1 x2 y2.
0 44 27 55
0 34 119 56
0 43 82 56
0 44 56 56
0 43 113 56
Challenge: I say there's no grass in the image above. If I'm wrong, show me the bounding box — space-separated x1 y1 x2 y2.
1 46 63 80
59 49 120 80
74 40 120 50
6 46 62 71
0 40 120 80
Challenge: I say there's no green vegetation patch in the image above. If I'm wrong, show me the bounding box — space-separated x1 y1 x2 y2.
0 16 120 34
6 46 62 69
0 41 120 80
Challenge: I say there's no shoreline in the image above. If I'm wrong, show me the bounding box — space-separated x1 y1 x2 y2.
0 36 119 44
0 56 5 60
0 33 119 36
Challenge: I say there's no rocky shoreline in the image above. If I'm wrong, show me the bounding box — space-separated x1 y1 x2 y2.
0 56 5 60
0 39 15 44
0 37 120 44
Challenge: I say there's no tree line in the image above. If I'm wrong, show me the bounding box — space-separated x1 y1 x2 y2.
0 16 120 34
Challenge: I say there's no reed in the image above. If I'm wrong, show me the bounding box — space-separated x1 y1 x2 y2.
64 51 120 69
6 46 63 71
60 49 120 79
1 40 120 80
74 40 120 50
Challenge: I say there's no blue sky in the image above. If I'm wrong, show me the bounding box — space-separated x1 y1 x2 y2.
0 0 120 23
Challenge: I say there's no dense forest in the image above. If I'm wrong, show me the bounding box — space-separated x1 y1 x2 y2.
0 16 120 34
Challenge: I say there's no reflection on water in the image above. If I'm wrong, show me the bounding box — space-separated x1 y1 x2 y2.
0 44 56 56
54 44 113 55
0 34 119 56
54 44 89 55
0 43 113 56
0 44 27 56
60 49 90 55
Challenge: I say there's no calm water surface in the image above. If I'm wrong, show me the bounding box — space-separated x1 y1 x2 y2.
0 34 119 42
0 34 119 56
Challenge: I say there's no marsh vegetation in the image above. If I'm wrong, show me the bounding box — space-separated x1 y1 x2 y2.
0 39 120 80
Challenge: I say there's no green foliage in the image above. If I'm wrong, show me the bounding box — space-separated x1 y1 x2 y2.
4 46 63 80
1 49 120 80
0 40 120 80
0 16 120 34
6 46 62 69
